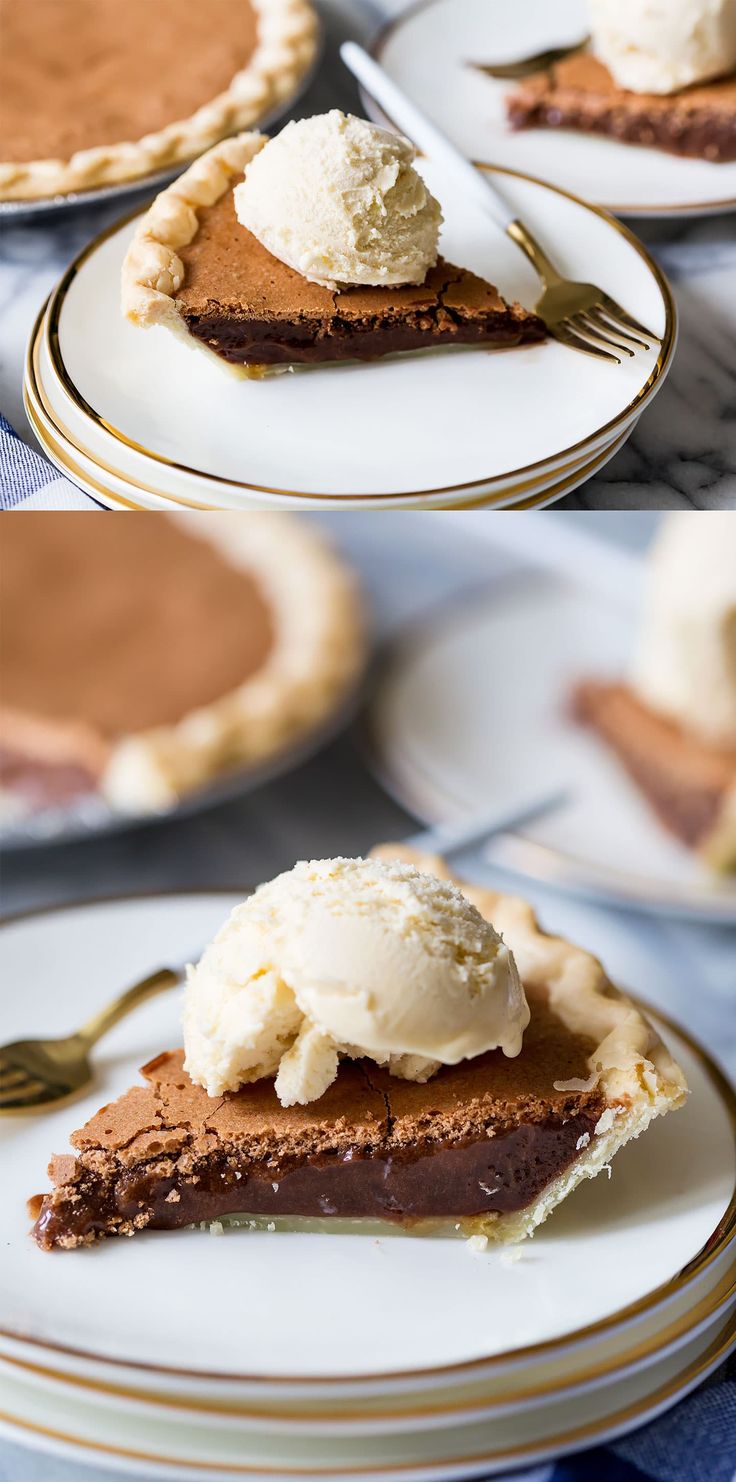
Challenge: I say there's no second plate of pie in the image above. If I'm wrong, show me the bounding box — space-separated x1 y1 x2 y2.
33 149 675 508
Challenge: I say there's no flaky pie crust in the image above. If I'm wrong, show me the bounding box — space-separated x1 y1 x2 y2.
101 513 363 813
121 132 268 359
374 845 688 1242
0 0 317 202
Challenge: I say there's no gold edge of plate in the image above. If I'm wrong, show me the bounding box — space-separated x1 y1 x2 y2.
27 313 634 511
26 381 629 514
0 880 734 1400
370 0 736 217
39 168 675 501
27 329 619 511
0 1317 734 1477
0 1269 732 1423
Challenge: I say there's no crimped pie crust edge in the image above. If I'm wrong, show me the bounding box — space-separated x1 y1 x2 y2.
49 512 363 814
120 132 268 354
375 845 688 1242
0 0 316 202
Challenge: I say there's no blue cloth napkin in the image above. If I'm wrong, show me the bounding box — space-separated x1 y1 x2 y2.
535 1352 736 1482
0 411 99 509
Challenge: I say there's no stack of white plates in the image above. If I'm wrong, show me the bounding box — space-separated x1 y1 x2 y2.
25 160 675 511
1 892 733 1479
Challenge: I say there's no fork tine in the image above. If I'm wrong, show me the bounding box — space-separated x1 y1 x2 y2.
553 321 621 364
0 1066 34 1090
587 308 650 350
600 294 661 342
575 314 635 358
0 1081 56 1109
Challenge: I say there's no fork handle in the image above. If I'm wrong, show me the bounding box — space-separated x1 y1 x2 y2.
341 43 517 230
506 221 563 286
77 968 181 1049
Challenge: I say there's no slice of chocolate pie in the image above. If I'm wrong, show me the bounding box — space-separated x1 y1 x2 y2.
573 682 736 871
30 850 686 1251
122 132 546 371
507 55 736 163
0 513 362 821
572 513 736 873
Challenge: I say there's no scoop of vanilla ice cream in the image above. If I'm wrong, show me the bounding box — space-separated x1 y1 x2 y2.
632 513 736 747
587 0 736 94
232 110 442 290
183 857 528 1107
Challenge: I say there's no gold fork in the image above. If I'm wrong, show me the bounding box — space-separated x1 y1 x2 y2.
342 43 660 363
0 967 180 1112
468 37 590 81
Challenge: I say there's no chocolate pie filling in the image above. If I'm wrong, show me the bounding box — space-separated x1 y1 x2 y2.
173 191 546 365
573 680 736 848
31 998 607 1249
508 55 736 163
1 516 274 802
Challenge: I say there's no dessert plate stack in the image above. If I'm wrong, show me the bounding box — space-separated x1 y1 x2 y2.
1 892 734 1479
24 159 675 511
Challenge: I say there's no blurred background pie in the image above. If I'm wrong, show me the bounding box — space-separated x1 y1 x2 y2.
0 0 317 201
0 513 363 822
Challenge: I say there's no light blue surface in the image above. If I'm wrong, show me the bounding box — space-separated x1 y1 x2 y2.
1 511 734 1481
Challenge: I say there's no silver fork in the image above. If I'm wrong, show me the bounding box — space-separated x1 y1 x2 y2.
342 43 660 363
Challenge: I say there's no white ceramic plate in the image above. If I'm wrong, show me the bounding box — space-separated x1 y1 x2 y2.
0 894 733 1402
369 0 736 218
368 572 736 924
0 1314 733 1479
23 330 639 513
30 156 674 508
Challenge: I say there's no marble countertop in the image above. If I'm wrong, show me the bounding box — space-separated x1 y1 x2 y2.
1 1 735 510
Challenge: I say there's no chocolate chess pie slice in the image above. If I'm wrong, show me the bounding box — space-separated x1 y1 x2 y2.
122 134 546 371
1 513 362 819
573 682 736 871
30 849 686 1250
0 0 317 201
507 54 736 162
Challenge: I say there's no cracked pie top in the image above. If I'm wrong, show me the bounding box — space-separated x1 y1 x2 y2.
31 850 686 1250
121 111 546 373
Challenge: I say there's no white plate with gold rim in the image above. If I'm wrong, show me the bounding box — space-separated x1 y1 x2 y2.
0 893 733 1413
368 0 736 219
2 1264 733 1434
23 332 639 514
29 155 674 509
368 573 736 925
0 1314 733 1479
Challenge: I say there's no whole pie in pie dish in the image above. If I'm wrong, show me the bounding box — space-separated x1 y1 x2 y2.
0 513 362 821
30 848 686 1251
121 127 546 372
0 0 317 202
507 55 736 163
